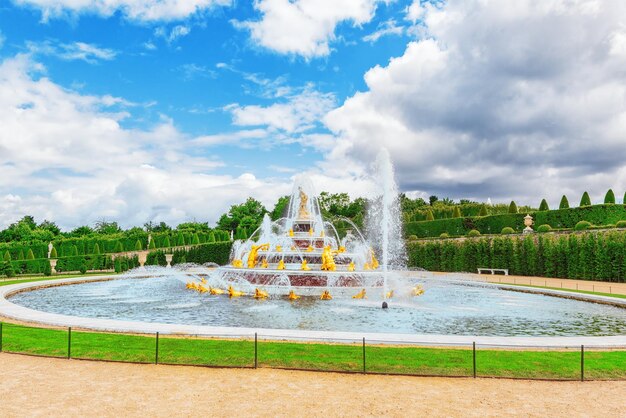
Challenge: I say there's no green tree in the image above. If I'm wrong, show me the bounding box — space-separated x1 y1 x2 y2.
134 240 143 251
177 232 185 246
539 199 549 211
425 210 435 221
478 205 488 216
148 239 156 249
508 201 518 214
50 246 58 258
217 197 267 232
71 225 94 237
559 195 570 209
192 233 200 245
114 258 122 273
3 251 11 262
26 248 35 260
452 206 462 218
93 243 101 255
163 236 171 248
94 220 122 235
208 232 216 243
17 249 24 260
114 241 124 253
580 191 591 207
429 195 439 206
604 189 616 204
270 195 290 221
38 220 61 236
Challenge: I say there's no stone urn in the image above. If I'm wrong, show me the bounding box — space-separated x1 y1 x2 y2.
523 214 534 234
165 254 173 268
49 259 58 274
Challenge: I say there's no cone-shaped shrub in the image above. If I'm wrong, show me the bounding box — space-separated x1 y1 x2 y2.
148 239 156 249
425 210 434 221
26 249 35 260
208 232 216 243
452 206 462 218
192 233 200 245
93 243 101 255
478 205 488 216
18 250 24 260
559 195 569 209
114 258 122 273
163 236 171 248
508 201 518 214
604 189 616 204
135 240 143 251
177 232 185 246
72 245 79 256
580 191 591 207
539 199 549 211
50 246 57 258
114 241 124 253
3 251 11 262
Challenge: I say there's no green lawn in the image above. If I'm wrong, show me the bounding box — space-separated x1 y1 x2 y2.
1 323 624 380
504 283 626 300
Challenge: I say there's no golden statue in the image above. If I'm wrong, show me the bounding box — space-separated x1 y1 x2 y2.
254 288 269 299
232 259 243 268
277 259 285 270
320 290 332 300
320 245 336 271
298 187 310 219
228 285 245 297
301 259 310 271
385 290 394 299
247 243 269 268
288 290 300 301
352 289 367 299
411 285 425 296
348 261 355 271
261 258 268 268
209 287 225 295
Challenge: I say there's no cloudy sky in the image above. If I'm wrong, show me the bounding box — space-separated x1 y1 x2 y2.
1 0 625 229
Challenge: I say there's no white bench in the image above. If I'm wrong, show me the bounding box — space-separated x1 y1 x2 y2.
477 268 509 275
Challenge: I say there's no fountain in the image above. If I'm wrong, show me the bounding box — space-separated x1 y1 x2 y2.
182 149 417 299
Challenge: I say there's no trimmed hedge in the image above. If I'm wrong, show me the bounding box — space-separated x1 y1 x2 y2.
405 204 626 238
407 230 626 282
146 242 233 267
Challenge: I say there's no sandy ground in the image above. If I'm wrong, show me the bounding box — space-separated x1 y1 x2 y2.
0 353 624 417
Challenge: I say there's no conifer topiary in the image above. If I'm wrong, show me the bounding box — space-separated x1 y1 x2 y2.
478 205 488 216
18 250 24 260
26 249 35 260
539 199 549 211
452 206 462 218
93 243 101 255
114 241 124 253
3 251 11 262
50 246 57 258
192 233 200 245
177 232 185 246
149 239 156 249
135 240 143 251
559 195 569 209
208 232 216 243
580 191 591 207
425 210 434 221
604 189 615 204
163 236 171 248
508 201 518 214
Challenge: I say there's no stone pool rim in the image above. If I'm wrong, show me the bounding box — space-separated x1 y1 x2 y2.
1 273 625 348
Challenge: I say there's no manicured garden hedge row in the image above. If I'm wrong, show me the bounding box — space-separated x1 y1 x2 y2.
0 230 232 261
407 230 626 282
146 242 233 267
405 204 626 238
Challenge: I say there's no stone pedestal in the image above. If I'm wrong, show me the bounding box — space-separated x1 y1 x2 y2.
165 254 173 268
49 259 57 274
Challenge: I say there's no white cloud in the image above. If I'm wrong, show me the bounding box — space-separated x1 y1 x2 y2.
26 40 117 63
155 25 191 43
362 19 404 43
228 88 336 133
324 0 626 205
237 0 384 58
178 63 216 80
13 0 232 22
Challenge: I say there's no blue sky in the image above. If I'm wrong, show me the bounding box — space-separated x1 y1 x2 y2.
1 0 626 229
0 0 413 178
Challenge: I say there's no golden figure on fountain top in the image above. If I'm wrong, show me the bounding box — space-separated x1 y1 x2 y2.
298 187 310 219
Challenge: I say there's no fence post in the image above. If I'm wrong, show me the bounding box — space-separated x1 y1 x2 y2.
155 332 159 365
67 327 72 359
362 337 366 374
254 333 258 369
472 342 476 378
580 345 584 382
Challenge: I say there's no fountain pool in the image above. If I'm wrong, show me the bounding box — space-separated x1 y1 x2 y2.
6 272 626 337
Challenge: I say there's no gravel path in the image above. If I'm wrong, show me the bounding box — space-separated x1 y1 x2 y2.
0 353 624 417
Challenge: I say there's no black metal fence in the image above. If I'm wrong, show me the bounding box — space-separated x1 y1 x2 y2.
0 322 624 381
